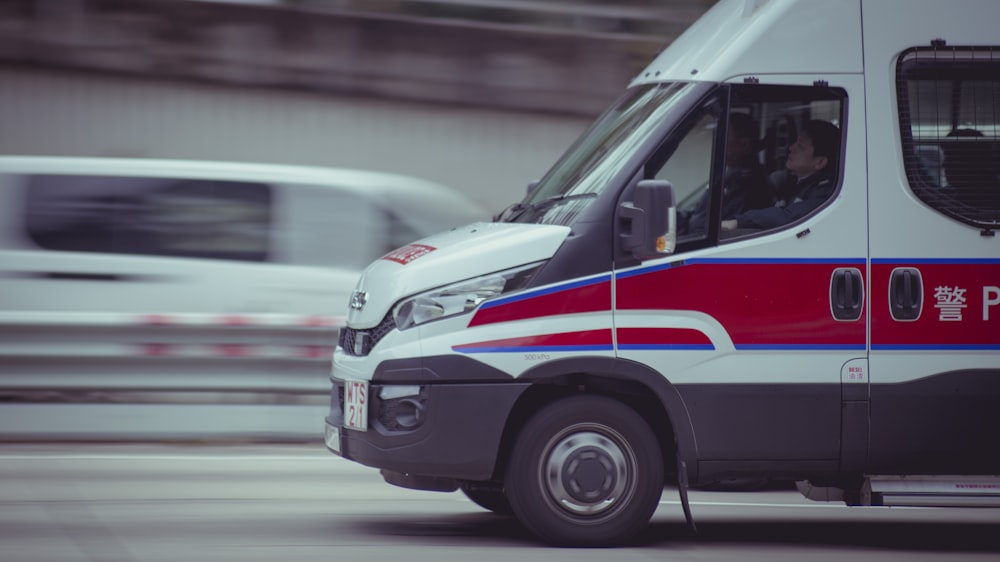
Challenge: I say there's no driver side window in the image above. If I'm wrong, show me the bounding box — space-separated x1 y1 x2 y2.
647 85 847 249
653 113 719 243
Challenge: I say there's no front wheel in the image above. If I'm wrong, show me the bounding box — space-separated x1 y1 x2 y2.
504 394 664 546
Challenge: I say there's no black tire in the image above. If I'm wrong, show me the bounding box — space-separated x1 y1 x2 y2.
460 481 513 516
504 394 664 546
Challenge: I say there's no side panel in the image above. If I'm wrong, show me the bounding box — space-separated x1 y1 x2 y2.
862 0 1000 474
869 259 1000 474
615 259 864 464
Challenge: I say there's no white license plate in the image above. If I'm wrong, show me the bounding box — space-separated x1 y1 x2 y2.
324 423 341 454
343 379 369 431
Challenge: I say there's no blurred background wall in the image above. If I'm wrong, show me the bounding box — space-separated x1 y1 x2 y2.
0 0 715 213
0 0 716 441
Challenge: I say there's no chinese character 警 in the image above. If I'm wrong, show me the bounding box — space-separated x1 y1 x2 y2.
934 286 968 321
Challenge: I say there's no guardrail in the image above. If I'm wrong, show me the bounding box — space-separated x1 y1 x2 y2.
0 311 341 363
0 311 345 441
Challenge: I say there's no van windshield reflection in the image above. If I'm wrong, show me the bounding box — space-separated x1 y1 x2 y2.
503 82 696 226
503 192 598 222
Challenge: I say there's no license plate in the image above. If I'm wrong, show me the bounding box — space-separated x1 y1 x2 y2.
324 423 341 454
343 379 369 431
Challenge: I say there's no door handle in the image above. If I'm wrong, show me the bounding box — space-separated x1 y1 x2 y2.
889 267 922 321
831 268 864 321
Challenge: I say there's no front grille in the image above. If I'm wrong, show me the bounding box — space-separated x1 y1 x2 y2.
339 311 396 356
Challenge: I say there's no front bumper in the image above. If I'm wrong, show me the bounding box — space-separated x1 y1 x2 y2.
325 377 529 483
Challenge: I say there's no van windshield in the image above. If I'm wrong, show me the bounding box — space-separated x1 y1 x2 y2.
500 82 696 226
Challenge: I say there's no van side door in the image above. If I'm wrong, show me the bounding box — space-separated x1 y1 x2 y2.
865 40 1000 474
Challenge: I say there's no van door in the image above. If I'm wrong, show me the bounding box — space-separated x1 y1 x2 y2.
614 80 869 481
866 41 1000 474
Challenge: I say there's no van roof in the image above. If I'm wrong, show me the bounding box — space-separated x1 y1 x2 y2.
633 0 864 85
0 155 461 199
635 0 998 87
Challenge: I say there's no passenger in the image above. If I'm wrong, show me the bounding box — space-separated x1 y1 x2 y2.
941 128 999 210
682 112 770 232
721 119 841 230
721 112 773 214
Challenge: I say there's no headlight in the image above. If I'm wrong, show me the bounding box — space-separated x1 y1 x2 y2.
393 262 543 330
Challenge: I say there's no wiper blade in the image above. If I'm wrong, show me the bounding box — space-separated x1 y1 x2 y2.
527 192 598 213
493 201 526 222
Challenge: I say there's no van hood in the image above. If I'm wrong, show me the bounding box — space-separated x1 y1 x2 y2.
346 222 571 327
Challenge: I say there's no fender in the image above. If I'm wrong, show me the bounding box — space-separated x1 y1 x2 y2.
519 355 700 484
371 354 700 483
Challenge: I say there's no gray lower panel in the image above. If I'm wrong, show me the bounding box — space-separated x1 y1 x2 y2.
332 381 530 481
675 383 842 462
869 369 1000 474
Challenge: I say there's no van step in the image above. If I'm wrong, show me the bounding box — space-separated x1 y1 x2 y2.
863 475 1000 507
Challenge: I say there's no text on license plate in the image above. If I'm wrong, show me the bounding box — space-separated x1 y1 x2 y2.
344 379 368 431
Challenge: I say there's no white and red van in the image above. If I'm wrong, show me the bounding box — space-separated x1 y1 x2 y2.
325 0 1000 546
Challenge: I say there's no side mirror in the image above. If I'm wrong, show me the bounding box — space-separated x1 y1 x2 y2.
618 179 676 260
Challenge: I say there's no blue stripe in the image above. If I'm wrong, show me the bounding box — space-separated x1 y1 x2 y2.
872 258 1000 265
479 274 612 310
687 257 867 265
454 344 613 354
459 343 996 352
872 344 1000 351
616 260 685 279
616 257 867 280
735 344 867 351
619 344 715 351
500 258 993 306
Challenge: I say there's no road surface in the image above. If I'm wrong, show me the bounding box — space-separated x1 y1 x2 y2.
1 443 998 561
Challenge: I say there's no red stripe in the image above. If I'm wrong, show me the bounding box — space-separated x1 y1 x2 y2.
469 280 611 327
302 316 334 327
299 345 334 358
216 344 249 357
141 343 172 356
142 314 172 326
617 327 711 346
220 315 252 326
618 262 864 347
469 263 865 347
871 263 1000 346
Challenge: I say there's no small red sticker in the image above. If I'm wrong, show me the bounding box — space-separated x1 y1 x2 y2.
382 243 436 265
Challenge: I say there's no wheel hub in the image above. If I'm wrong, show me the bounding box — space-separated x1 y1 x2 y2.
561 447 617 502
544 429 631 515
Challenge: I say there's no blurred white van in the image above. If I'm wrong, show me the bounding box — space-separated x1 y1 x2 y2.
0 156 489 317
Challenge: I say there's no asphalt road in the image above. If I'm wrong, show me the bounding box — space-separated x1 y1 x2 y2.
1 443 998 561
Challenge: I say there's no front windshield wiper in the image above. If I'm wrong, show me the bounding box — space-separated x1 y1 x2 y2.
493 201 525 222
526 192 598 214
496 192 599 223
